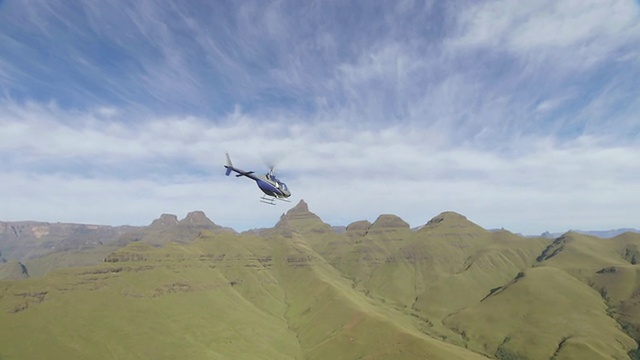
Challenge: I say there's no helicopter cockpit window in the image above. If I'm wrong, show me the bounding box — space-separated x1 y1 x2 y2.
281 183 288 191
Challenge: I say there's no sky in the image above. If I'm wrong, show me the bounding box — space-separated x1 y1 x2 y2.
1 0 639 235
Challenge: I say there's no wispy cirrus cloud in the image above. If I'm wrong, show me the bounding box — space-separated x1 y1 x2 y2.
442 0 640 143
449 0 640 64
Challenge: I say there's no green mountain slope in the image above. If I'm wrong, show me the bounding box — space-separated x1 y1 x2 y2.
536 231 640 356
445 266 635 359
9 211 230 278
1 200 639 359
0 228 486 359
304 210 551 343
0 258 29 280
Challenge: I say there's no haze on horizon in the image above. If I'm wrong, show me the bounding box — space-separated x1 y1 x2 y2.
1 0 639 235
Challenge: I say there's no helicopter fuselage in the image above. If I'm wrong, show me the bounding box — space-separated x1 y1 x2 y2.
249 173 290 199
224 153 291 202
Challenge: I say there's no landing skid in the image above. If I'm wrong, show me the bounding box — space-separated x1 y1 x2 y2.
260 196 276 205
260 195 291 205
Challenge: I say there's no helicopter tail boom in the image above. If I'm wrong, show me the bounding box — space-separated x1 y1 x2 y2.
224 153 259 180
224 153 233 176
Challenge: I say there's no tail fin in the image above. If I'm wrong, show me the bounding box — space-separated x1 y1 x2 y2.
224 152 233 176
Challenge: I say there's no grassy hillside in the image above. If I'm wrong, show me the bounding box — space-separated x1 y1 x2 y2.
2 211 231 279
0 258 29 280
445 266 635 359
1 201 639 359
0 230 486 359
23 245 121 278
536 231 640 357
307 211 551 343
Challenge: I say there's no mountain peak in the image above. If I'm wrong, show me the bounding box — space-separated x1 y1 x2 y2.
282 200 317 220
274 200 331 235
369 214 410 231
420 211 485 233
149 214 179 228
179 211 216 227
286 200 310 215
426 211 468 225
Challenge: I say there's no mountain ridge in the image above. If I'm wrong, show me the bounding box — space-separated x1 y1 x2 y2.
2 200 639 278
1 200 639 359
2 200 637 248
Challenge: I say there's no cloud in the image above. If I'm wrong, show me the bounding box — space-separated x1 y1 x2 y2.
440 0 640 144
4 0 636 139
450 0 640 67
1 101 638 234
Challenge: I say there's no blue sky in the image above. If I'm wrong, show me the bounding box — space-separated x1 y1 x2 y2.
1 0 639 234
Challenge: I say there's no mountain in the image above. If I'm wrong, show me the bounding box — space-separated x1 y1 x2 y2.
0 221 140 278
541 228 640 239
0 211 231 277
274 199 333 235
0 220 136 260
112 210 232 247
110 210 224 246
0 200 639 359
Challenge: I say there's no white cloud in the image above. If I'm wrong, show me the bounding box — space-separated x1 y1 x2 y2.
449 0 640 69
1 102 638 234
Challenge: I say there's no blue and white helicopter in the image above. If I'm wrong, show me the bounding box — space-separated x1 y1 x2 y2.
224 153 291 205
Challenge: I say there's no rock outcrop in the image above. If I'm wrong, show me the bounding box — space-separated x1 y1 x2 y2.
345 220 372 236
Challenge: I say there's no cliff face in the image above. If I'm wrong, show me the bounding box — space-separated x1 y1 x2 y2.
0 221 136 261
0 211 230 275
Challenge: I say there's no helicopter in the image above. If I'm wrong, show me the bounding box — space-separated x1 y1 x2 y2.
224 153 291 205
